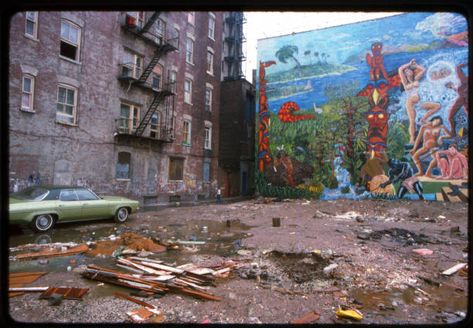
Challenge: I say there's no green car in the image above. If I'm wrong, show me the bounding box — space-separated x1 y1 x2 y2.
9 186 140 232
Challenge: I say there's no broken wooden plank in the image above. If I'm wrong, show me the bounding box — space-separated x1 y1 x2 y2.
14 244 89 260
442 263 467 276
166 284 221 301
9 242 79 252
127 306 164 323
113 292 155 308
291 310 320 324
39 287 89 300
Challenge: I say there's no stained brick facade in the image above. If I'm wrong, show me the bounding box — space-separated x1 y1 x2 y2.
9 11 224 204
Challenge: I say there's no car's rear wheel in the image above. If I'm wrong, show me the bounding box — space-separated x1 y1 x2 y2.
32 214 55 232
114 207 129 223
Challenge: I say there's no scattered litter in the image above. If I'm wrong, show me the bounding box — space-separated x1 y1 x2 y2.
336 306 363 321
9 272 48 297
438 215 446 219
412 248 433 256
176 240 206 245
323 263 338 275
237 250 252 256
442 263 467 276
291 310 320 324
114 292 164 323
14 244 89 261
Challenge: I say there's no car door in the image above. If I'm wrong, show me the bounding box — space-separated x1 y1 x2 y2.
57 189 82 221
76 188 111 219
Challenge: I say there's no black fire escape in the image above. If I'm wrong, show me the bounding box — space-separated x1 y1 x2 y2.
117 12 178 142
223 12 246 81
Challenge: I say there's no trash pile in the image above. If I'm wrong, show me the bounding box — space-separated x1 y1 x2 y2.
81 256 240 302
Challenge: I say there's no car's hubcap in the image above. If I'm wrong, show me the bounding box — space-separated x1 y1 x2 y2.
37 215 51 229
118 209 127 221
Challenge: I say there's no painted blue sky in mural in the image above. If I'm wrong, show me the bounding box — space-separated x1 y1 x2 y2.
257 12 468 133
257 12 467 74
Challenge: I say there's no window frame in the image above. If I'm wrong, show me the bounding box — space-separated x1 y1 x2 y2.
56 84 78 125
116 151 132 180
182 120 192 146
21 74 35 111
184 78 192 104
25 11 38 39
206 51 214 75
59 189 79 201
149 112 161 139
122 49 143 79
60 19 81 62
204 126 212 150
119 102 141 134
169 157 184 181
187 12 195 26
205 87 212 112
208 13 216 40
185 37 194 64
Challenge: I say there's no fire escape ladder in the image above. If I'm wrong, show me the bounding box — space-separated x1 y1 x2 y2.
134 92 166 136
137 54 161 84
141 11 160 34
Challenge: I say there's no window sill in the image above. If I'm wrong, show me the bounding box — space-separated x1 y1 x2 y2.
116 178 131 182
182 143 192 147
19 108 36 113
184 101 193 106
24 34 39 42
59 56 81 65
186 61 195 66
206 71 214 76
55 120 78 127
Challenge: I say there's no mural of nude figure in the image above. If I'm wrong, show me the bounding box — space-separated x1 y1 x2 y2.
434 145 468 180
399 59 441 144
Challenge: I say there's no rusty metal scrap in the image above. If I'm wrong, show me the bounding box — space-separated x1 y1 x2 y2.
14 244 89 260
39 287 89 300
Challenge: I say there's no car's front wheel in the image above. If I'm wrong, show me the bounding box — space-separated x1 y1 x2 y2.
114 207 129 223
32 214 55 232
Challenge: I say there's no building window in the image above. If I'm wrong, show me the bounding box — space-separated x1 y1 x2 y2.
185 37 194 64
205 87 212 111
122 49 143 79
184 78 192 104
187 12 195 25
183 120 191 145
203 161 210 182
173 27 180 49
21 75 35 111
207 51 214 75
169 157 184 180
25 11 38 38
168 70 177 93
56 85 77 124
204 126 212 149
155 18 165 44
150 112 160 139
126 11 144 28
119 103 140 133
60 20 81 61
152 74 161 90
208 14 215 40
116 152 131 179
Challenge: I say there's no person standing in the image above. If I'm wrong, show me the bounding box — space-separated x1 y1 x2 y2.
216 186 222 204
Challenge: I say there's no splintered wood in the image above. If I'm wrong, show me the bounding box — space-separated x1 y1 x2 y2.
13 245 89 260
81 257 239 301
9 272 48 297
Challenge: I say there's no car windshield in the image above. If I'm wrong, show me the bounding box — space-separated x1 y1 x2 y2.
11 187 49 200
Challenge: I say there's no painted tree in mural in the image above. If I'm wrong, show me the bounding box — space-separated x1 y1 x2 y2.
275 45 301 69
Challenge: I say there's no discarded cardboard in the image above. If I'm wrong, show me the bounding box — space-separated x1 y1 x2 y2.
441 263 467 276
291 310 320 324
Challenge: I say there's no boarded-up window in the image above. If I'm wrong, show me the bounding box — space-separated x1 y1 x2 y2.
169 157 184 180
116 152 131 179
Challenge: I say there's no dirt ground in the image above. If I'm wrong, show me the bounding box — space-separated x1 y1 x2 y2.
7 198 469 324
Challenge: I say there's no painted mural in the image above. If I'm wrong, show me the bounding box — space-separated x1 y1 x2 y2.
256 12 468 201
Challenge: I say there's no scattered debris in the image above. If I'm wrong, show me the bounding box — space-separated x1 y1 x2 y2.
39 287 89 300
291 310 320 324
114 292 165 323
336 306 363 321
441 263 467 276
323 263 338 276
412 248 433 256
9 272 48 297
176 240 206 245
13 245 89 260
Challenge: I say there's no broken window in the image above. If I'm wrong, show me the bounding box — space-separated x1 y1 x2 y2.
25 11 38 38
60 20 80 61
21 74 35 111
116 152 131 179
182 120 191 145
185 37 194 64
208 13 215 40
184 78 192 104
56 84 77 124
119 103 140 133
169 157 184 180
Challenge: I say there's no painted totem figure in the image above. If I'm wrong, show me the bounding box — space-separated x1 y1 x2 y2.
366 42 389 81
258 60 276 172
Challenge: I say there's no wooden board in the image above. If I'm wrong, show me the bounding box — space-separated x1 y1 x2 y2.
458 188 469 202
436 193 444 201
15 244 89 260
417 176 467 184
441 187 462 203
9 272 47 297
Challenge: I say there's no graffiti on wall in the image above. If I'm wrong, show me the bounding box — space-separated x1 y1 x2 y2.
256 12 468 201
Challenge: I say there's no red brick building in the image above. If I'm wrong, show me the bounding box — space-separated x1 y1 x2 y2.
9 11 227 204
